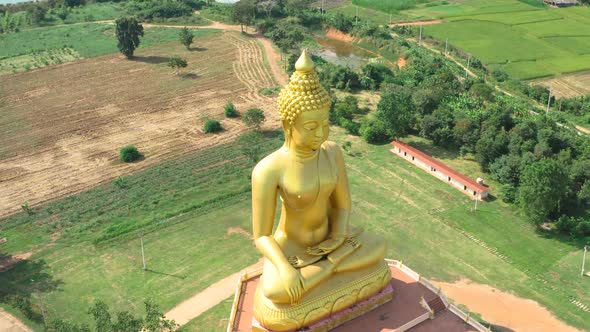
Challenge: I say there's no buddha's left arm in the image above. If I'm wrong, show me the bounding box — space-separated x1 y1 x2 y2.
329 143 351 239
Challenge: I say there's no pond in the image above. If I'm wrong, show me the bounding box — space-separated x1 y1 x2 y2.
315 37 376 69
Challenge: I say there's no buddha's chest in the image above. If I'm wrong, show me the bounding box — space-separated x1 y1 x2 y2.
279 154 337 211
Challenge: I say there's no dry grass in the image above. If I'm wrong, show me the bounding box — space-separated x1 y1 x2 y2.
0 31 278 218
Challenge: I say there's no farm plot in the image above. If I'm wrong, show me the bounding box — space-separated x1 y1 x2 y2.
531 70 590 98
0 31 278 218
421 4 590 80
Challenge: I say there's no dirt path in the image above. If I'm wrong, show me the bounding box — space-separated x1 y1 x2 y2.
164 259 263 326
436 279 583 332
129 19 288 88
389 19 443 27
0 309 32 332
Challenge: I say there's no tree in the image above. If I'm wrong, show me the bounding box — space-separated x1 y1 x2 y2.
83 299 177 332
143 300 177 332
64 0 85 7
27 4 47 25
233 0 256 33
376 86 415 139
167 56 188 75
178 27 194 49
88 301 113 332
237 131 264 164
115 17 144 58
518 158 570 226
243 108 265 129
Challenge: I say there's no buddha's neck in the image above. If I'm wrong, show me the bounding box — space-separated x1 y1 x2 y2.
285 142 319 161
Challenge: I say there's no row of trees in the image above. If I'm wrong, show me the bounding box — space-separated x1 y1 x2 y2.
48 300 177 332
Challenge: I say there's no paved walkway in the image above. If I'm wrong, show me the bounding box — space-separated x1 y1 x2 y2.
164 259 264 326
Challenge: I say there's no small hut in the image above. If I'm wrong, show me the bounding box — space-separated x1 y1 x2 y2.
544 0 578 7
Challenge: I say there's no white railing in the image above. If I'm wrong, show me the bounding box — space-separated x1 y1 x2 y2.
387 258 491 332
392 312 430 332
448 305 490 332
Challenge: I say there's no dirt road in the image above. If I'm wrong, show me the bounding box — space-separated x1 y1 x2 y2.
0 309 32 332
164 259 263 326
437 279 584 332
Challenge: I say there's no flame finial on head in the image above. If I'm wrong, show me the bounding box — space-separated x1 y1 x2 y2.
277 50 331 125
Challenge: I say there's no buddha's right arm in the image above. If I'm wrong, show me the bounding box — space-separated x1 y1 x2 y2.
251 161 292 271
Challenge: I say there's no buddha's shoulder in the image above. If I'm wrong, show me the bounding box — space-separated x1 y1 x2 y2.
321 141 343 159
252 149 284 181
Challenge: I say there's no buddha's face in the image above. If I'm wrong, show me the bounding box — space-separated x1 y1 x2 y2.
289 107 330 151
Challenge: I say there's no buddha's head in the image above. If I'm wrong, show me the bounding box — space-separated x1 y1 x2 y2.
277 50 332 151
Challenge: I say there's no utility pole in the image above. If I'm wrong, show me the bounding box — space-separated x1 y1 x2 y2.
419 25 423 45
546 87 552 115
445 38 448 54
474 195 478 212
465 54 471 78
582 246 587 277
140 232 146 271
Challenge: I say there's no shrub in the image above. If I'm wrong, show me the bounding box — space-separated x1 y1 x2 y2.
224 102 239 118
360 118 390 144
259 87 281 96
242 108 266 129
204 119 222 133
119 145 142 162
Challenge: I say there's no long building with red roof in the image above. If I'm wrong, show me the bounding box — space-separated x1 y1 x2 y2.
391 141 489 201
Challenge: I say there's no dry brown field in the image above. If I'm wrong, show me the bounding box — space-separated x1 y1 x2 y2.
530 70 590 98
0 30 278 218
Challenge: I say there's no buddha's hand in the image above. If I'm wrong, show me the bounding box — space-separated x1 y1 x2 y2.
306 236 345 256
279 265 304 305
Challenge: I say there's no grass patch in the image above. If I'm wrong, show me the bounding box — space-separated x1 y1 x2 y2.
200 3 235 25
0 132 283 326
178 297 232 332
329 2 406 25
45 2 127 25
145 14 211 26
2 128 589 330
0 24 218 73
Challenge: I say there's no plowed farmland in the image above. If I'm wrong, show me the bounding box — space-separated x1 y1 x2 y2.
0 31 278 218
531 70 590 99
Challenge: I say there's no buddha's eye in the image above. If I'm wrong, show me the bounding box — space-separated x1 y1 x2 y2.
304 122 318 130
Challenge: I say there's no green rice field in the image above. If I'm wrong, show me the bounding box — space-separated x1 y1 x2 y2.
412 2 590 79
337 0 590 80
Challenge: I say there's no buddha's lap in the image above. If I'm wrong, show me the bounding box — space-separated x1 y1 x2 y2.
260 231 386 302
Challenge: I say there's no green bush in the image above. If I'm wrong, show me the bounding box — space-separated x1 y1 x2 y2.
259 87 281 96
119 145 142 162
224 102 239 118
242 108 266 129
361 118 390 144
204 119 222 133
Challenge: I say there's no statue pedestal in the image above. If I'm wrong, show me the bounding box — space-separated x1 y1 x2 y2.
252 282 393 332
252 261 393 331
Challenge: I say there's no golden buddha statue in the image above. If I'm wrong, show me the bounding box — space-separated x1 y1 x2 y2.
251 50 391 331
